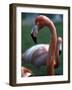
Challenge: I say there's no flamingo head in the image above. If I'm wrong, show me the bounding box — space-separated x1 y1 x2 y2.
57 37 63 55
31 24 43 44
54 37 62 68
31 15 46 43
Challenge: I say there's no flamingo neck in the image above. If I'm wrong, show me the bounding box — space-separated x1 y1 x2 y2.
37 15 57 55
46 20 57 75
36 15 57 75
46 21 57 58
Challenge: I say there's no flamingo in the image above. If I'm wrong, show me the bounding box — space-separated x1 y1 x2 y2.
22 15 62 75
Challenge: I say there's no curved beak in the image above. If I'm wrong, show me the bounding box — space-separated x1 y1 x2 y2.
31 25 38 44
59 50 62 55
31 33 37 44
57 37 63 55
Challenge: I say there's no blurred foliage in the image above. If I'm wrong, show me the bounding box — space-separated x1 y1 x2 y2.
22 13 63 21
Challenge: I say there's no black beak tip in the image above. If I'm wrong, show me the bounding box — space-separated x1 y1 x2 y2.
59 50 62 55
31 34 37 44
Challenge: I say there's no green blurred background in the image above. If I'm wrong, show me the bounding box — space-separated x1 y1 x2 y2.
21 13 63 76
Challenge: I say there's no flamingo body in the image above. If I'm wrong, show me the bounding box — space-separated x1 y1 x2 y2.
22 44 49 67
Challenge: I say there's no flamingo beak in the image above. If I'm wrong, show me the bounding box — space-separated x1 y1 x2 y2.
59 50 62 55
58 37 63 55
31 25 38 44
31 33 37 44
58 43 62 55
